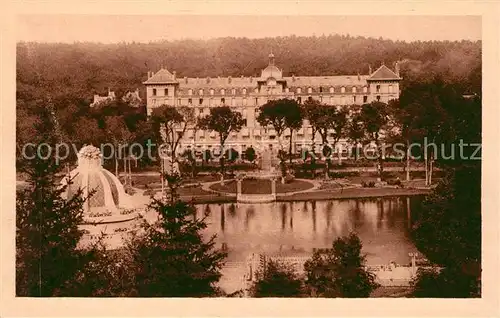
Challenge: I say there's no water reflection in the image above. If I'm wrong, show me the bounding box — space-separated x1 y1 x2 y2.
196 197 421 265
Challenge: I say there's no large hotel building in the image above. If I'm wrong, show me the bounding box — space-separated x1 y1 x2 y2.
143 54 401 156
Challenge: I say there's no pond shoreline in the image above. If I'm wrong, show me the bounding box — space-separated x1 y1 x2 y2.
179 187 430 204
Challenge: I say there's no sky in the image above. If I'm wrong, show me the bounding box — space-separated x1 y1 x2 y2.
17 15 481 43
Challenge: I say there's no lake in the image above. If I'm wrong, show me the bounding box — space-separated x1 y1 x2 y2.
195 196 423 266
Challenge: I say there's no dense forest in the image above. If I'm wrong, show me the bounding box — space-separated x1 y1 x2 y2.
17 34 481 106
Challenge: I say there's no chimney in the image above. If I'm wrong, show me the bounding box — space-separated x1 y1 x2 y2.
173 71 177 80
357 73 361 81
368 65 372 75
250 76 253 83
184 76 188 84
292 74 295 82
395 61 400 77
228 76 232 84
206 77 210 84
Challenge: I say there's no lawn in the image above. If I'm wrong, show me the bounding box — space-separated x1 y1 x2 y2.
210 179 314 194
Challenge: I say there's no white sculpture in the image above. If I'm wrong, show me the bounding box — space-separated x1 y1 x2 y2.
61 145 134 218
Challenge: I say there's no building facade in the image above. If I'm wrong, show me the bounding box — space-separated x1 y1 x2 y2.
143 54 401 156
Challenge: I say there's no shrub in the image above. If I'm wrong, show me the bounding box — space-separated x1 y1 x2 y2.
361 180 376 188
244 146 256 163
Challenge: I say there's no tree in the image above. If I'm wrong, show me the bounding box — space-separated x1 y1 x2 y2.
411 266 480 298
124 184 227 297
181 149 197 178
358 102 390 180
103 116 134 179
257 98 302 165
150 105 195 163
249 260 304 297
304 103 348 178
197 106 245 179
410 165 481 297
304 232 379 297
16 156 102 296
346 106 365 161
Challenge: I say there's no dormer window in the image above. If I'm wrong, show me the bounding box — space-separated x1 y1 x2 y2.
221 89 225 95
199 89 204 96
307 87 312 94
341 87 345 93
352 87 356 93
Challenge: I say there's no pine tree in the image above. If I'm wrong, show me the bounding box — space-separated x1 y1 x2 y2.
16 156 101 296
124 173 227 297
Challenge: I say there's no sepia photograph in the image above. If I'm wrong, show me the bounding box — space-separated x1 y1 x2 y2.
2 1 499 316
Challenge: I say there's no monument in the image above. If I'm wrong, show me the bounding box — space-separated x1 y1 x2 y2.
60 145 143 248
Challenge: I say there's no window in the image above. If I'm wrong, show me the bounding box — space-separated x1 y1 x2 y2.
152 88 157 96
341 87 345 93
243 98 247 106
388 85 393 93
330 96 334 104
307 87 312 94
376 85 381 93
352 87 356 93
210 89 214 95
308 96 313 102
376 95 381 101
319 86 323 93
188 89 193 95
199 98 204 105
330 87 334 93
363 86 368 93
285 88 289 93
199 89 204 96
221 89 225 95
221 97 225 104
165 88 169 96
178 98 181 105
232 88 236 95
297 88 302 94
255 97 258 105
188 98 192 104
243 88 247 95
320 96 323 103
363 96 368 103
231 97 235 106
254 88 259 93
297 96 302 104
353 96 357 103
243 119 247 126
